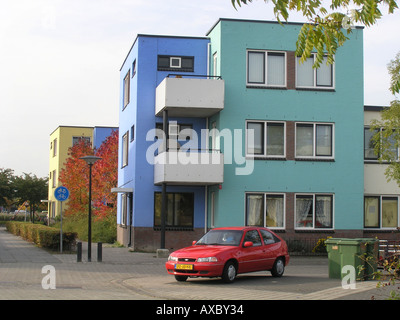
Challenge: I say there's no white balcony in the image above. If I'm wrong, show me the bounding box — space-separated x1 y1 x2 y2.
154 151 224 185
155 77 224 117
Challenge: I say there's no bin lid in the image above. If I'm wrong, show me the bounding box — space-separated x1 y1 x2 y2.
325 238 367 245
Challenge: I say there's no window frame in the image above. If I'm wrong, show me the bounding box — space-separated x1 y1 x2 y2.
295 122 334 160
122 131 129 168
245 120 286 158
296 54 335 89
153 192 194 229
364 195 399 229
295 193 334 230
123 70 130 109
246 50 287 88
364 126 400 162
157 55 194 72
245 192 286 230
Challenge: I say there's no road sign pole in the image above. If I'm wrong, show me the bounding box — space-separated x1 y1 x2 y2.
60 201 63 253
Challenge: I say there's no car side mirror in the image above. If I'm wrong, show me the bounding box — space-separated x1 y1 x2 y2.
192 241 197 245
244 241 253 247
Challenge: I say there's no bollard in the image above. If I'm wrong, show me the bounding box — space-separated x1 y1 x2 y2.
77 241 82 262
97 242 102 262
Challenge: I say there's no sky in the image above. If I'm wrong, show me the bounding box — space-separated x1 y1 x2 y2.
1 0 399 179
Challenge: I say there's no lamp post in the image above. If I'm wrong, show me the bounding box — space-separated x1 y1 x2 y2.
80 155 101 262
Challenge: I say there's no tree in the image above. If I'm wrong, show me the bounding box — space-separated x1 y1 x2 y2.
59 138 94 217
59 130 118 219
13 173 48 221
370 52 400 185
231 0 399 70
0 168 15 210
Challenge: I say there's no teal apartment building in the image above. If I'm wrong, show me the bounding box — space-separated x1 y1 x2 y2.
205 19 365 243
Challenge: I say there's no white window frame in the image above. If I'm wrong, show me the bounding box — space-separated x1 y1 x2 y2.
295 193 334 230
295 122 335 160
170 57 182 68
296 54 335 89
245 120 286 158
245 192 286 230
246 50 287 88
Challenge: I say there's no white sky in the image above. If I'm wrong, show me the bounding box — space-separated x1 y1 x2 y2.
0 0 399 178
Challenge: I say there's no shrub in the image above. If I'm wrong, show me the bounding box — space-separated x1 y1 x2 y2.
5 221 77 251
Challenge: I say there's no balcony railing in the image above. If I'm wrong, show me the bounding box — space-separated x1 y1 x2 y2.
154 150 224 185
155 75 224 117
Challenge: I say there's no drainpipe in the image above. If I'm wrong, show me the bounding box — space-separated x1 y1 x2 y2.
161 110 168 249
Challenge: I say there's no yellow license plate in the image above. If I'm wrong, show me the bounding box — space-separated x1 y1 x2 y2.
175 264 193 270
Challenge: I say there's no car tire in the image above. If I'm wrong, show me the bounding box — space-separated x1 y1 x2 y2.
222 261 237 283
174 275 188 282
271 257 285 277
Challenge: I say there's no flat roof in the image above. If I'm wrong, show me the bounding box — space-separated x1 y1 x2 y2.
206 17 364 36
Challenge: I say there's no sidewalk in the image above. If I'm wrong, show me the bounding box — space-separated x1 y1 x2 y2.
0 226 394 300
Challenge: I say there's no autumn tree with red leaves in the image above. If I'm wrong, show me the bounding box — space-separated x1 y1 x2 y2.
59 130 118 220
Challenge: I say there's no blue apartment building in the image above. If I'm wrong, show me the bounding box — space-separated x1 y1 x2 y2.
116 19 397 252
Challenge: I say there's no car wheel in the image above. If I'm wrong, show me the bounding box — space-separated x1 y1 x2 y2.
174 275 188 282
271 257 285 277
222 261 237 283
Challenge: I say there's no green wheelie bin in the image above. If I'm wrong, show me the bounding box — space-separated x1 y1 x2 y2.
326 238 368 280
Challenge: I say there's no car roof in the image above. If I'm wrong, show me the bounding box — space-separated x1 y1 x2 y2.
212 226 263 231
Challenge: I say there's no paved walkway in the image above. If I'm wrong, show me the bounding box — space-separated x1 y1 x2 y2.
0 226 395 300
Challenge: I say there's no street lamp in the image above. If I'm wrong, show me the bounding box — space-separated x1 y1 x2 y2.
80 155 101 262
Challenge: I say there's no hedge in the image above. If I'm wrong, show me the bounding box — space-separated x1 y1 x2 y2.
5 221 77 251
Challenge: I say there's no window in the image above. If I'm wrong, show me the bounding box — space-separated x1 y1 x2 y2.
246 121 285 157
364 196 399 229
121 193 127 227
72 136 91 146
53 138 57 157
154 192 194 229
122 132 128 167
52 170 56 188
364 127 379 160
296 54 334 88
243 230 262 246
295 194 333 229
247 51 286 87
132 59 136 77
157 55 194 72
260 229 279 245
130 125 135 142
364 127 399 161
245 193 285 229
123 70 130 108
213 52 218 77
295 123 333 159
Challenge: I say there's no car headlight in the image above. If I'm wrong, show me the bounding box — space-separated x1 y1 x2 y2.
168 255 178 262
197 257 218 262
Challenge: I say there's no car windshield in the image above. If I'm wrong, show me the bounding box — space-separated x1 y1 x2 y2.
196 230 243 246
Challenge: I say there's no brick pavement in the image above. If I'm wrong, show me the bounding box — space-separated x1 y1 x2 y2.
0 226 394 301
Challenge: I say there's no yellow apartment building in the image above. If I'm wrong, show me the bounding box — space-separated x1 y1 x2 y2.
48 126 94 220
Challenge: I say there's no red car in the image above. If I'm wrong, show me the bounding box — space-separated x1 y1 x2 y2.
165 226 290 283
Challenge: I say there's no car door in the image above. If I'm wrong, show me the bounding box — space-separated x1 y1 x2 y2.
238 229 264 273
259 229 281 270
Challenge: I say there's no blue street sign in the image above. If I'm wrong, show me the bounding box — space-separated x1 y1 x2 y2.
54 186 69 202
